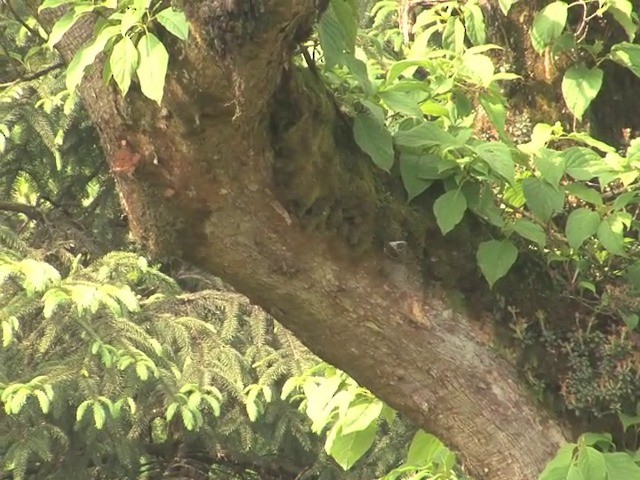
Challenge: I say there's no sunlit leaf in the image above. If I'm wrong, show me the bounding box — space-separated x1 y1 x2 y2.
530 1 568 53
136 33 169 104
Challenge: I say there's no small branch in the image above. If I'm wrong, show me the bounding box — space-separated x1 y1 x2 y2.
0 62 65 88
6 0 42 39
0 201 44 221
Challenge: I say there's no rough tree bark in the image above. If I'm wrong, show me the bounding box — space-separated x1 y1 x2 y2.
39 0 575 478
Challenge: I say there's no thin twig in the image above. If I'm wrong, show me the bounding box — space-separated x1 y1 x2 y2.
0 62 65 88
5 0 41 39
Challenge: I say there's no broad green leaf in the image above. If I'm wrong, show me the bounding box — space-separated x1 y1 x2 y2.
534 148 565 187
522 177 564 222
563 147 610 181
66 25 120 92
608 2 638 41
399 154 443 201
378 90 423 117
48 5 95 48
394 122 456 148
579 432 612 448
566 208 600 249
609 42 640 78
442 17 465 54
156 8 189 41
468 184 505 227
110 37 139 95
597 218 626 255
566 132 616 153
519 122 556 155
619 412 640 431
499 0 519 15
434 190 467 235
304 375 342 431
120 7 144 36
342 57 372 93
562 65 603 120
530 1 568 53
340 400 383 435
317 0 357 68
386 59 429 82
136 33 169 104
512 219 546 247
463 3 486 45
566 463 585 480
461 53 494 87
476 239 518 288
539 444 576 480
612 191 638 210
577 446 607 480
407 430 455 467
479 90 507 139
474 141 515 184
353 110 394 171
604 452 640 479
327 422 377 470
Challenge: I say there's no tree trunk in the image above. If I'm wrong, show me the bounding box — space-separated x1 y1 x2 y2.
40 1 572 478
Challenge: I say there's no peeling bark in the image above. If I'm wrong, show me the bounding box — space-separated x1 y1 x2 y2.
39 0 572 477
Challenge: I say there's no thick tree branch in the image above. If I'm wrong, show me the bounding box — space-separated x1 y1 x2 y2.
41 1 570 477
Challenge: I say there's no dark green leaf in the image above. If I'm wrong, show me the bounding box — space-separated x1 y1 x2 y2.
353 110 394 171
522 177 565 222
394 122 456 148
562 65 603 120
474 141 515 184
433 190 467 235
566 208 600 249
512 219 546 247
597 218 626 256
400 154 446 201
534 148 565 187
476 240 518 288
479 90 507 139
